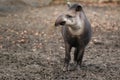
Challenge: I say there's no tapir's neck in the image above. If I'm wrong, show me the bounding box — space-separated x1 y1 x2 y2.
68 12 85 36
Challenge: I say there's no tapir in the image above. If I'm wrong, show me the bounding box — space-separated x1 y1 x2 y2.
55 3 92 71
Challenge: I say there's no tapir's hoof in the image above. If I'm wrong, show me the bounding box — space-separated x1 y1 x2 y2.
76 65 81 71
63 66 68 72
70 63 82 71
69 63 77 71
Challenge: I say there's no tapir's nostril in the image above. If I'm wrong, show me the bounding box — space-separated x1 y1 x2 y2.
60 21 66 25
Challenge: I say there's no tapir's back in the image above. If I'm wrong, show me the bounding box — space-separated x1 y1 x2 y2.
82 12 92 46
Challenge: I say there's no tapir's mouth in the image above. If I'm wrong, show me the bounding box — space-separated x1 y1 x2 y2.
55 21 66 26
60 21 66 25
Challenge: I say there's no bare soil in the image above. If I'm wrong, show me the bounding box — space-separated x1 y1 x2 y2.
0 3 120 80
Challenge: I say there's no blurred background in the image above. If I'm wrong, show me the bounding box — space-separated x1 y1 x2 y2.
0 0 120 80
0 0 120 9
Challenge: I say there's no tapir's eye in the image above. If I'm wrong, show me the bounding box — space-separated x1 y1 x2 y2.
66 15 72 18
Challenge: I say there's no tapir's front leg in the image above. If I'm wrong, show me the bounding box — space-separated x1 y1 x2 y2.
63 42 72 71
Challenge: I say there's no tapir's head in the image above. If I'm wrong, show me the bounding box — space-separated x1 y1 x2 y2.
55 3 83 28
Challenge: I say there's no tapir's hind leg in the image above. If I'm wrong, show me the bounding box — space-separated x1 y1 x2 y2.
76 48 85 70
73 47 84 70
77 48 85 66
63 42 72 71
70 48 79 71
74 48 79 63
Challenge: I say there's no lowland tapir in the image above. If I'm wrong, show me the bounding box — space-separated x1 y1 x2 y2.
55 3 92 71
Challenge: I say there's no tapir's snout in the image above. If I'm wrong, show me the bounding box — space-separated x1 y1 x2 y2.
55 15 66 27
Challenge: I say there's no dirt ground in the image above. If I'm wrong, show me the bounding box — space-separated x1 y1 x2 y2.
0 3 120 80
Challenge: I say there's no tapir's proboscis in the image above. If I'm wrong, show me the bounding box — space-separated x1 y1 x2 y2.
55 3 92 71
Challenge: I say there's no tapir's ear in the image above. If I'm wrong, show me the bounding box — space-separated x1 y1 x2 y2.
67 2 72 7
76 5 82 11
69 4 83 12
